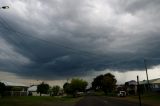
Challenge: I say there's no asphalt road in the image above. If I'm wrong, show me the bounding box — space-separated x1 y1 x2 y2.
75 96 149 106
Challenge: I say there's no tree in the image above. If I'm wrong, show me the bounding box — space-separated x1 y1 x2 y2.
63 82 73 95
102 73 117 94
37 82 49 96
52 85 60 96
92 75 104 90
92 73 117 94
70 78 88 97
63 78 88 97
0 82 6 97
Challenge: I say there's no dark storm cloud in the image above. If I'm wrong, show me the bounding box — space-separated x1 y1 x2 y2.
0 0 160 80
123 0 160 13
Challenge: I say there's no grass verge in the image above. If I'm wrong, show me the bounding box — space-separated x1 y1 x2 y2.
105 94 160 106
0 96 83 106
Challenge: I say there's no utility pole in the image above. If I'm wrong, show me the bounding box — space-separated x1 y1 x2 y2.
137 76 142 106
144 59 150 91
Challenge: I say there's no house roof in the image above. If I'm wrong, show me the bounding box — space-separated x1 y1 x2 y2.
0 80 28 87
152 78 160 84
139 78 160 84
28 85 37 92
126 80 137 85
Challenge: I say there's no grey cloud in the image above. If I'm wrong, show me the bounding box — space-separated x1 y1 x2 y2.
0 0 160 80
123 0 160 14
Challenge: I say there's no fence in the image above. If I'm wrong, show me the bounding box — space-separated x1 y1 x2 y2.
4 91 28 96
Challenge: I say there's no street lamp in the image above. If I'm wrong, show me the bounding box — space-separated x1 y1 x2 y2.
0 6 9 9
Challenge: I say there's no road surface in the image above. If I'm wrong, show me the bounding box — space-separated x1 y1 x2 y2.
75 96 149 106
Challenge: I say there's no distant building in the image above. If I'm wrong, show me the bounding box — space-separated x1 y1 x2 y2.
125 80 137 95
0 80 28 96
27 85 51 96
27 85 39 96
139 78 160 92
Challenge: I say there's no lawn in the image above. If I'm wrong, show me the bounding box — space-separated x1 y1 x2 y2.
106 94 160 106
0 96 82 106
128 94 160 106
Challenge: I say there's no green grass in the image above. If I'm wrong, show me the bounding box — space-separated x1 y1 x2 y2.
105 94 160 106
129 94 160 105
124 94 160 101
0 96 83 106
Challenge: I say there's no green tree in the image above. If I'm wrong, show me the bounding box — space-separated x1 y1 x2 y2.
102 73 117 94
71 78 88 92
63 78 88 97
92 75 104 90
92 73 117 94
52 85 60 96
0 82 6 97
37 82 49 96
63 82 73 95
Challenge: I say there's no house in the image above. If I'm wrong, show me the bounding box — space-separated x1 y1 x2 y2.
125 80 137 95
0 80 28 96
139 78 160 92
27 85 50 96
27 85 39 96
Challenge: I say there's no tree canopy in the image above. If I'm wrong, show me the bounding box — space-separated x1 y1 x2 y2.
52 85 60 96
92 75 104 90
63 82 73 95
37 82 49 96
63 78 88 96
92 73 117 94
0 82 6 97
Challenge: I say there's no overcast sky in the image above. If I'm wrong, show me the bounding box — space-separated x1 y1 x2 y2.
0 0 160 86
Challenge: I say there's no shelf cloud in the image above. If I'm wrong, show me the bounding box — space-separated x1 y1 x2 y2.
0 0 160 80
